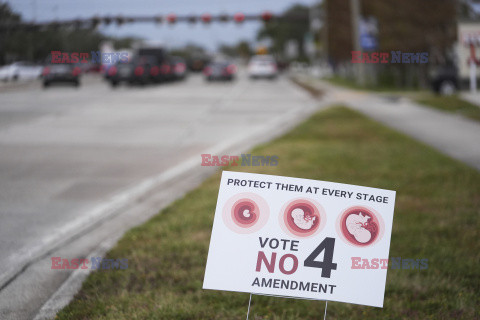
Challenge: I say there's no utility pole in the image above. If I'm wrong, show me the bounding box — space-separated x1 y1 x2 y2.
309 4 322 66
350 0 365 85
470 44 478 93
322 1 328 64
32 0 37 22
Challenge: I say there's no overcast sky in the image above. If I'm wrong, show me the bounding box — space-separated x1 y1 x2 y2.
6 0 318 50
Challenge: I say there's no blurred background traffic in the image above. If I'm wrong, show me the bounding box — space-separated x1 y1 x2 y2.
1 0 479 93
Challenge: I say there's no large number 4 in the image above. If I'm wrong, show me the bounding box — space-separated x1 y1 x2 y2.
304 237 337 278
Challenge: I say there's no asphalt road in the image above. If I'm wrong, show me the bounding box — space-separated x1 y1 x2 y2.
0 73 318 319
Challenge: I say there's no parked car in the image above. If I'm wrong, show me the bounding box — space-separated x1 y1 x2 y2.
108 55 156 87
42 63 81 88
203 61 236 81
0 61 43 82
247 55 278 79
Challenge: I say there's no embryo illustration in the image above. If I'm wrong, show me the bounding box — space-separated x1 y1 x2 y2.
280 198 326 238
337 206 384 247
232 199 258 228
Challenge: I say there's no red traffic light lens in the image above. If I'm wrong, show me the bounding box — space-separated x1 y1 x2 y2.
166 13 177 24
201 13 212 23
234 12 245 23
261 11 273 22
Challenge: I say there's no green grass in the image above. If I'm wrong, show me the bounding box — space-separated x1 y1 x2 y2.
56 106 480 320
325 75 480 122
415 94 480 122
324 75 420 93
324 76 366 91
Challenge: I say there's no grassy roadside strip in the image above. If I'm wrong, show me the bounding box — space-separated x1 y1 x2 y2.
324 75 418 93
57 106 479 320
414 94 480 122
323 76 480 122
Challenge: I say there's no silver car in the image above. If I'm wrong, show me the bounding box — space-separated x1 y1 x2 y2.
0 61 43 82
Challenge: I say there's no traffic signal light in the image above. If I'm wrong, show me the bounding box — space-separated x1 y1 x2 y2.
90 16 101 28
233 13 245 23
201 13 212 23
219 13 230 22
261 11 273 22
103 17 112 25
166 13 177 24
115 16 125 26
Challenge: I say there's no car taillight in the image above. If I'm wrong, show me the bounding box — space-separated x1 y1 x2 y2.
271 63 278 71
134 66 144 76
203 67 212 76
108 66 117 76
161 65 171 74
175 63 186 73
72 66 81 76
227 64 237 74
150 66 160 76
42 67 50 76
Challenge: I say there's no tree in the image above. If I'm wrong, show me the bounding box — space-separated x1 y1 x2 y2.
326 0 456 63
170 43 208 59
325 0 457 88
0 3 22 64
257 4 310 60
219 40 252 58
0 2 140 64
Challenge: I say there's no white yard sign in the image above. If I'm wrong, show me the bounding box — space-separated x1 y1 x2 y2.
203 171 396 307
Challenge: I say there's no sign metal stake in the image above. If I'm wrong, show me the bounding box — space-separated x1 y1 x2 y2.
323 300 328 320
246 293 252 320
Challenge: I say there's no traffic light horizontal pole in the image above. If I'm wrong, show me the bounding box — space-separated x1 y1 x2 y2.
0 13 309 31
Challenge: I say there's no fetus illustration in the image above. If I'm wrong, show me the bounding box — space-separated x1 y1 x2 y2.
281 199 325 238
346 212 372 243
291 208 316 230
340 207 380 247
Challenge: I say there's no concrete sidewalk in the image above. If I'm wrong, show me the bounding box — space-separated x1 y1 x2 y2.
461 92 480 107
296 76 480 171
